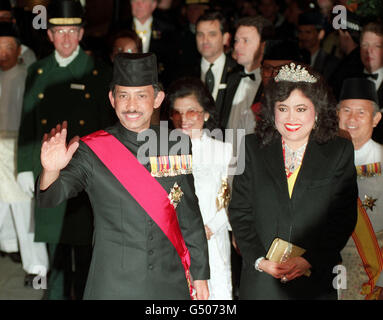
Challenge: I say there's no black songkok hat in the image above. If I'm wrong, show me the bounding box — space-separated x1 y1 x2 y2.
0 22 19 40
298 10 325 29
111 53 158 88
0 0 11 11
340 78 379 104
48 0 84 27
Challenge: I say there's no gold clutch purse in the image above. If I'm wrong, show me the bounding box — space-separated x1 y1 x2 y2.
266 238 311 277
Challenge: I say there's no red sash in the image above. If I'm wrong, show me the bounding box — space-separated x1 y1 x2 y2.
81 130 196 299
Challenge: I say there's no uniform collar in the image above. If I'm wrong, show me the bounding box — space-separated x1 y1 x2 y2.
55 45 80 67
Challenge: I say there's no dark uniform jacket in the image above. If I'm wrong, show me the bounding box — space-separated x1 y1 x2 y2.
17 47 113 244
36 123 210 299
229 134 358 299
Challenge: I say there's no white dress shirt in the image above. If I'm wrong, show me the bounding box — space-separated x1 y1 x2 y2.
134 16 153 53
201 53 226 101
226 67 261 155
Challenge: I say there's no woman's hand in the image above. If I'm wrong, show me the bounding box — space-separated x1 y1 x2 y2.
280 257 312 281
258 259 291 279
259 257 311 281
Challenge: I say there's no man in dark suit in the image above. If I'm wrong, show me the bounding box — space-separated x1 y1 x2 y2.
36 52 210 300
129 0 177 88
328 10 364 99
17 0 113 299
297 10 339 81
359 22 383 144
174 0 210 82
177 10 237 123
221 16 268 135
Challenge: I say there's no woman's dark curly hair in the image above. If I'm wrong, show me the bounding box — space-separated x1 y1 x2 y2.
165 77 218 131
256 64 339 146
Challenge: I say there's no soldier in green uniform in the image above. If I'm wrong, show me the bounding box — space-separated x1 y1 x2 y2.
17 0 113 299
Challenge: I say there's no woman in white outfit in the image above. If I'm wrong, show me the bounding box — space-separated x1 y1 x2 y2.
167 77 233 299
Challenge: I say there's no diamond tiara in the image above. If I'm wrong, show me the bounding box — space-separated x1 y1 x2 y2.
274 63 317 83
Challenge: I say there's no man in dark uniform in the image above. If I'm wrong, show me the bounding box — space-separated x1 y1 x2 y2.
36 52 210 300
115 0 177 88
297 10 339 81
17 0 113 299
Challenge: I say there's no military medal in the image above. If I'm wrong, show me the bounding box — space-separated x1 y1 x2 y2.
168 183 183 209
356 162 381 178
150 155 192 177
362 195 377 212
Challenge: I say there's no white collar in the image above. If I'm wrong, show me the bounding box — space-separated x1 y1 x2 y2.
244 66 259 75
134 16 153 30
55 45 80 67
355 139 382 165
201 52 225 71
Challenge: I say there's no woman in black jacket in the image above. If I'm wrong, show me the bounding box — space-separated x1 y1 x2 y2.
229 63 358 300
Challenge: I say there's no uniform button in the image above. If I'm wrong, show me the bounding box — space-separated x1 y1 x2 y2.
85 93 91 99
92 69 98 76
41 119 47 125
149 235 153 241
79 120 85 126
37 68 43 74
149 250 153 255
38 93 44 99
148 264 153 270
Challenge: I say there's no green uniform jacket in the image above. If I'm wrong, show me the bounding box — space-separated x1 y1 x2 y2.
17 47 114 244
36 123 210 299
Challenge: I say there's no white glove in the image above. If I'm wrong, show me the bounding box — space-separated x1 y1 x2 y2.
17 171 35 198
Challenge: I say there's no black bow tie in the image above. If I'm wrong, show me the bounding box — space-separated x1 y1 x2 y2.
363 72 379 80
240 71 255 81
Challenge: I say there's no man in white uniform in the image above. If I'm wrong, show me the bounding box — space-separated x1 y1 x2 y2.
0 22 48 286
338 78 383 300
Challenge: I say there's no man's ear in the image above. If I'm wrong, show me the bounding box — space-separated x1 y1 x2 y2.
154 91 165 109
109 91 115 109
223 32 230 47
318 29 325 41
47 29 54 42
78 27 84 41
373 111 382 127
